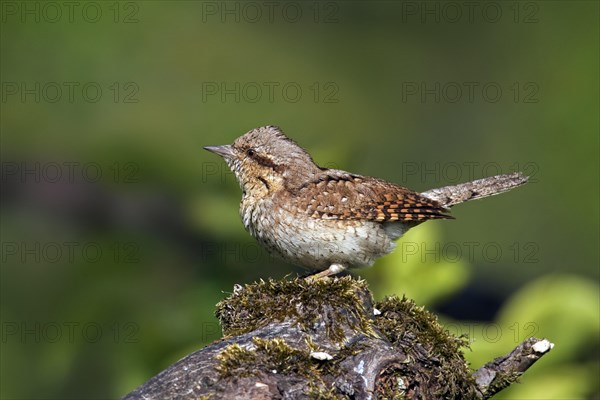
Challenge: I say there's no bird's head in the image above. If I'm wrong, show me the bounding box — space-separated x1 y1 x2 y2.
204 126 320 196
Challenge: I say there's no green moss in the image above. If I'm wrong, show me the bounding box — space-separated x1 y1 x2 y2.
374 362 409 400
214 278 479 398
373 296 477 398
484 371 522 397
215 337 312 378
374 296 469 357
215 276 375 343
306 383 348 400
215 337 347 397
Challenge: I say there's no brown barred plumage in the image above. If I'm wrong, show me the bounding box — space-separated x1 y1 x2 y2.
205 126 527 279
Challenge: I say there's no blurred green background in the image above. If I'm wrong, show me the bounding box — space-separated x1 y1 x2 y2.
1 1 598 399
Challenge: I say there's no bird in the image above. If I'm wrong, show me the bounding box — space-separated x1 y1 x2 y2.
204 126 528 279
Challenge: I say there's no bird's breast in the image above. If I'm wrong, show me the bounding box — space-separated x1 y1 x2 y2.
239 196 401 270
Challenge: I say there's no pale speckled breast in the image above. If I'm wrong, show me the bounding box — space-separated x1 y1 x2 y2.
240 196 403 271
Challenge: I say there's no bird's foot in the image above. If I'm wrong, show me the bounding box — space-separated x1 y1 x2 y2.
304 263 347 281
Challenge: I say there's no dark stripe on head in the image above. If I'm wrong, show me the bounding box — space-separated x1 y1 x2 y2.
258 176 270 190
253 153 278 170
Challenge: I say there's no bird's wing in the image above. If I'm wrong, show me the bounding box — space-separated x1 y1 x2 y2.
286 170 452 222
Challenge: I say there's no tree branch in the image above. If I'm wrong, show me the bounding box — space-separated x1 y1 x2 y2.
473 337 554 399
123 276 551 400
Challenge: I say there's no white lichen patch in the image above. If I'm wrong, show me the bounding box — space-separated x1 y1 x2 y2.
354 360 365 374
532 339 554 353
310 351 333 360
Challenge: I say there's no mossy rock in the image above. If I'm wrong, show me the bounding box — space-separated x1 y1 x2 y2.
125 276 549 399
215 276 375 343
213 276 476 399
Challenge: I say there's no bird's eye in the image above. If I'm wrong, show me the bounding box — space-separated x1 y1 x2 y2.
246 148 255 157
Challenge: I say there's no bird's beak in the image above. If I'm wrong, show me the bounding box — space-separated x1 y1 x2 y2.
204 145 235 159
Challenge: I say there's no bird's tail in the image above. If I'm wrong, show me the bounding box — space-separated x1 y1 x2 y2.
421 172 529 208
